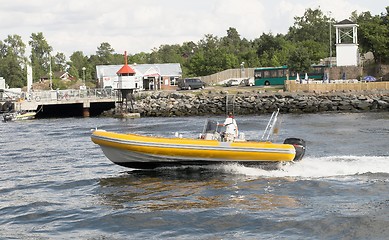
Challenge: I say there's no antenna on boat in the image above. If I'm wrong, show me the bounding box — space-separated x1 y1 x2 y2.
261 108 280 142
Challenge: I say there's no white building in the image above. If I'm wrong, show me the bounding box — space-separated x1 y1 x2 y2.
334 19 359 66
96 63 182 91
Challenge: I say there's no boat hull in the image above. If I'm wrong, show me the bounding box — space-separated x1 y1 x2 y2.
2 112 36 122
91 130 299 169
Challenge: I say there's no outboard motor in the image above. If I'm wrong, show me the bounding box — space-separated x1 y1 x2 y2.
284 138 306 161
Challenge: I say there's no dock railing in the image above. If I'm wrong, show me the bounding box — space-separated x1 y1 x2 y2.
18 88 117 102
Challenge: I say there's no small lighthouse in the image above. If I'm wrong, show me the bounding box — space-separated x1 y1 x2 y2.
117 51 136 88
116 51 138 113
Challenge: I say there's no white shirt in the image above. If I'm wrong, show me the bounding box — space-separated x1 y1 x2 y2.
223 117 238 137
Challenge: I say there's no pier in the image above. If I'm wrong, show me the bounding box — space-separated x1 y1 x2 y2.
1 88 117 118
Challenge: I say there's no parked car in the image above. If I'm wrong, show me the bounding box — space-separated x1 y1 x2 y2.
224 79 241 87
242 77 255 86
178 78 206 90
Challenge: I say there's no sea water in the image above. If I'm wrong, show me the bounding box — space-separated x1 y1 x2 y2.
0 112 388 239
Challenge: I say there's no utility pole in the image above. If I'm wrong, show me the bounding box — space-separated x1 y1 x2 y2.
328 11 332 68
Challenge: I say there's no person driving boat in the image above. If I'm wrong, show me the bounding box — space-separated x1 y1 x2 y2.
218 112 238 141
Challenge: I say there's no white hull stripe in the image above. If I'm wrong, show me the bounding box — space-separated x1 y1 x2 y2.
100 145 287 163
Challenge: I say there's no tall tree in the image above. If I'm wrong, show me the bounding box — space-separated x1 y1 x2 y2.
220 27 255 68
149 44 183 64
68 51 88 80
287 8 333 43
187 34 229 76
29 32 53 81
0 35 27 87
53 52 67 72
96 42 115 64
287 41 317 72
253 33 290 67
286 8 335 71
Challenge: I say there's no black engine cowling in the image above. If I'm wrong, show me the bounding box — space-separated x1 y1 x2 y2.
283 138 306 161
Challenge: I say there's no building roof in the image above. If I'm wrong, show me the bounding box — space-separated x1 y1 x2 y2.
335 19 357 25
40 71 75 80
116 51 136 75
117 65 136 75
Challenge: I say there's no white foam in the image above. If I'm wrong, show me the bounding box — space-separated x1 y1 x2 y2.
218 156 389 179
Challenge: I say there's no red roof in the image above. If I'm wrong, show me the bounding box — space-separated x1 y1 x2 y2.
117 65 136 75
117 51 136 75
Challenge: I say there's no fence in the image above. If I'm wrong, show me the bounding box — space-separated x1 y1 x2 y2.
199 68 255 85
21 88 116 102
285 80 389 92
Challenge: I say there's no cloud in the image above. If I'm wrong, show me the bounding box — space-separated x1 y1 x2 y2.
0 0 387 59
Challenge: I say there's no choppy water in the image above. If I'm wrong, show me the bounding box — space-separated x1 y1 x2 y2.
1 112 388 239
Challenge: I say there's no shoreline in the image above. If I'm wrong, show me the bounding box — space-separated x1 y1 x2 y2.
104 88 389 117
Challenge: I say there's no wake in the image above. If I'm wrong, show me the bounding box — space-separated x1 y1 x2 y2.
218 155 389 179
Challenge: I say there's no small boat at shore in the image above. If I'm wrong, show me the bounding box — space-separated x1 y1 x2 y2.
91 110 306 169
2 111 36 122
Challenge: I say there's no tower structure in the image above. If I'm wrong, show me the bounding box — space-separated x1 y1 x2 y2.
334 19 359 66
116 51 138 112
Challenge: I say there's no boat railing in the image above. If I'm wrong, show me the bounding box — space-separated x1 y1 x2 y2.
261 108 280 142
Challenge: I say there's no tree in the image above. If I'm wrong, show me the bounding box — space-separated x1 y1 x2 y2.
128 52 150 65
179 41 198 77
221 27 242 55
287 42 313 73
68 51 88 80
0 35 27 87
53 52 67 72
353 8 389 63
111 53 126 65
149 44 183 64
29 32 53 81
287 8 333 43
287 8 333 62
96 42 115 64
253 33 290 67
187 34 229 76
67 65 79 80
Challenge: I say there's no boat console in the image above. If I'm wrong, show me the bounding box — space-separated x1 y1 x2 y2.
200 119 221 140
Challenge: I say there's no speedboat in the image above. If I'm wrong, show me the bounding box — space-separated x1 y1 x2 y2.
91 110 306 169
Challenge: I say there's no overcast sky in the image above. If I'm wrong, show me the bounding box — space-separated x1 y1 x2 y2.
1 0 388 58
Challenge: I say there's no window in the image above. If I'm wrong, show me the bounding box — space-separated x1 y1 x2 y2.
170 77 177 86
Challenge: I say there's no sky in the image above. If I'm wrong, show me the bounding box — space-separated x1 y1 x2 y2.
1 0 388 58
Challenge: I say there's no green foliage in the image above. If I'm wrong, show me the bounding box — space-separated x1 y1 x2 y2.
287 42 312 72
51 78 68 90
29 32 53 81
0 53 25 88
0 35 27 87
96 42 115 64
53 52 67 72
353 7 389 63
149 44 184 64
287 8 333 44
68 65 79 79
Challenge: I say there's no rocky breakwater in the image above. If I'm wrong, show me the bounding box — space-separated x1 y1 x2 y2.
129 90 389 117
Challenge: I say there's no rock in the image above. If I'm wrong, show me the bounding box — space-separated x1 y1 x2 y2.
356 101 371 110
119 90 389 117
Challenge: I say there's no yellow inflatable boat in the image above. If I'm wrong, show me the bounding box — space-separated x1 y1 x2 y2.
91 111 306 169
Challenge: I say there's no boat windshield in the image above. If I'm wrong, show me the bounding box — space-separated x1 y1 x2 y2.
202 119 220 134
